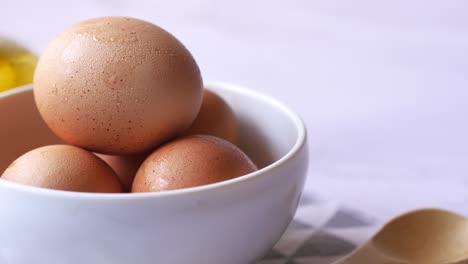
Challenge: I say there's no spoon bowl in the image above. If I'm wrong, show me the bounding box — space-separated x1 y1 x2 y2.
336 209 468 264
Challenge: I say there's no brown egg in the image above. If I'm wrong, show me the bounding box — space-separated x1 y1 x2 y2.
184 89 239 145
1 145 122 193
132 135 257 192
34 16 203 155
95 153 147 191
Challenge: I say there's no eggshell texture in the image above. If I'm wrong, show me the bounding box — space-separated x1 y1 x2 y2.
132 135 257 192
95 153 147 191
34 16 203 155
184 89 239 145
1 145 122 193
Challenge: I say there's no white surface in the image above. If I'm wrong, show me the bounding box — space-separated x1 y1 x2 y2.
0 83 308 264
2 0 468 221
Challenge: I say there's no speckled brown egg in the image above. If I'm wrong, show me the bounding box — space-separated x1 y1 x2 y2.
132 135 257 192
33 16 203 155
1 145 122 193
95 152 147 191
184 89 239 145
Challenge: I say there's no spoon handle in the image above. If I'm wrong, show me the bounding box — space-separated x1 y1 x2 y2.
333 244 406 264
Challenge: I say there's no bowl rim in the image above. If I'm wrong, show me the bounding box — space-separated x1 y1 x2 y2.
0 81 307 200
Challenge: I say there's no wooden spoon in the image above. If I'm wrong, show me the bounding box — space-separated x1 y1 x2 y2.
335 209 468 264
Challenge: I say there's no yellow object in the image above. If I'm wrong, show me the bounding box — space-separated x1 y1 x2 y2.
0 37 37 92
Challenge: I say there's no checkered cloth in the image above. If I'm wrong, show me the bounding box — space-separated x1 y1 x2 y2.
257 194 381 264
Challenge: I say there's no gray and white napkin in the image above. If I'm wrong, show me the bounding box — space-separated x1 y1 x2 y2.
258 195 380 264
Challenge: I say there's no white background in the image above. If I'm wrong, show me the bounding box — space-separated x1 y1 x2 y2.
2 0 468 221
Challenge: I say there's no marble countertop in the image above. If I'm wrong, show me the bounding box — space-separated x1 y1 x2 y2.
3 0 468 222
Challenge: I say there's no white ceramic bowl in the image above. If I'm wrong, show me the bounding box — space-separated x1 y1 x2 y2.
0 81 308 264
